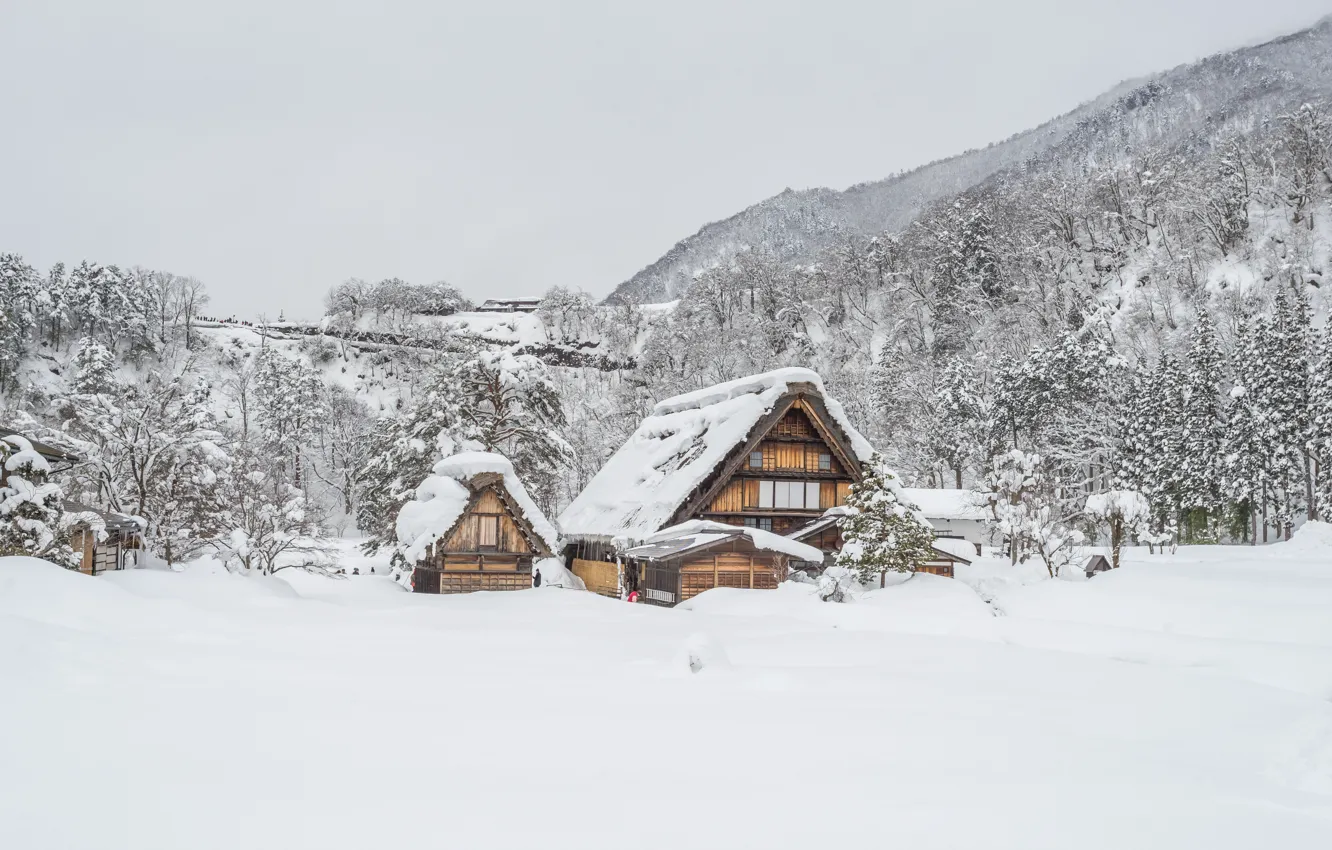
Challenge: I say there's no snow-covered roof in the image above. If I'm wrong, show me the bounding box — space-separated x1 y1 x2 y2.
899 488 990 522
396 451 559 564
624 520 825 563
930 537 976 563
786 506 855 541
558 368 874 542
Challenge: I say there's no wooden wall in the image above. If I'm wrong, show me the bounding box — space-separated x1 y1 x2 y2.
572 558 620 598
443 489 531 554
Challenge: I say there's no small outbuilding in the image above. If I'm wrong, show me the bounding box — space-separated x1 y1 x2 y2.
786 509 973 579
65 502 145 575
1083 553 1114 579
620 520 825 607
898 488 990 554
396 452 558 594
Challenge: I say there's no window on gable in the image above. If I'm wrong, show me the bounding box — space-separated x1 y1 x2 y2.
477 515 500 549
819 453 831 471
749 450 763 469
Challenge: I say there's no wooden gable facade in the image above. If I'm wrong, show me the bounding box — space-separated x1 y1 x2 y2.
565 374 870 599
411 472 554 595
685 388 862 537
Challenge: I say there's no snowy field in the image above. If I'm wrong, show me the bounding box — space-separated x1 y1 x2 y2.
4 533 1332 849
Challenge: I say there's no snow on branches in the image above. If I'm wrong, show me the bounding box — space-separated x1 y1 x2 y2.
833 453 936 588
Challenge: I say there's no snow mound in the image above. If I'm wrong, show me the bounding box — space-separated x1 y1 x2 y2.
1283 521 1332 554
671 631 732 675
102 556 301 602
534 557 586 590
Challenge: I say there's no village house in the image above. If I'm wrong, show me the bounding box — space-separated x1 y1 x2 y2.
785 506 975 579
620 520 824 607
396 452 558 594
898 487 991 555
558 368 875 600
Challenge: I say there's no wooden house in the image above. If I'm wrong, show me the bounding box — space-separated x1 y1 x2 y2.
620 521 824 607
558 368 875 597
397 452 558 594
65 502 144 575
1083 553 1113 579
786 510 974 579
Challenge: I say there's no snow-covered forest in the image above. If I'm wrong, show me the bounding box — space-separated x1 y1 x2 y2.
3 20 1332 572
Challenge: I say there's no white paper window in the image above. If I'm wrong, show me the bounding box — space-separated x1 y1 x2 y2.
773 481 789 509
806 481 821 509
758 480 774 509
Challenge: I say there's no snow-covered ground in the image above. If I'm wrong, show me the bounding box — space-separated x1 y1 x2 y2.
3 531 1332 849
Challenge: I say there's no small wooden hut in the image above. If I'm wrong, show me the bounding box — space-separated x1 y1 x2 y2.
65 502 145 575
619 520 825 607
1083 553 1113 579
396 452 557 594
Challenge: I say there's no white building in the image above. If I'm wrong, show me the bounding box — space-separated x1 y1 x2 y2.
899 488 992 554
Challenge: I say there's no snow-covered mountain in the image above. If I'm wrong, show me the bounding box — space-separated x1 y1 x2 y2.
607 15 1332 305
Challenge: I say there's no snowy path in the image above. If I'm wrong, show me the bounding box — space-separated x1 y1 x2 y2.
2 535 1331 849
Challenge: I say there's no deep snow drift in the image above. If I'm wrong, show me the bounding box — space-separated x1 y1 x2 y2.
2 536 1331 850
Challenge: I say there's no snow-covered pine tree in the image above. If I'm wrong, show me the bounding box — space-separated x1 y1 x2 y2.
1306 322 1332 520
253 348 328 492
453 349 572 513
834 453 936 587
0 435 77 566
355 369 470 552
1177 308 1226 540
71 337 116 395
1221 318 1270 542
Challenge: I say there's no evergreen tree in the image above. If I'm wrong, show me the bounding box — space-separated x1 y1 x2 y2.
834 453 936 586
1177 308 1226 538
71 337 116 395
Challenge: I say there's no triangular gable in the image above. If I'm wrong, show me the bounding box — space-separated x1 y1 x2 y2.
437 477 553 558
669 387 865 527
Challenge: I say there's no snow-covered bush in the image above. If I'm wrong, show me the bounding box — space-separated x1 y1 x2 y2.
817 565 859 603
0 435 77 567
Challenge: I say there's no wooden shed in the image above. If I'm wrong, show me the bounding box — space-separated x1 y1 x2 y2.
397 452 558 594
1083 553 1113 579
65 502 144 575
619 520 825 607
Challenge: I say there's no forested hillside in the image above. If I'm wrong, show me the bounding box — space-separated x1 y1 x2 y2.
2 17 1332 572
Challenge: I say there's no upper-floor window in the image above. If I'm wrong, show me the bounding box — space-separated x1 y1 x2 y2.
757 480 822 510
818 453 832 471
749 450 763 469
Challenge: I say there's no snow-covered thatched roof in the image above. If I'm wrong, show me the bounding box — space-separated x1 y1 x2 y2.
558 368 874 543
899 488 990 522
396 452 559 564
623 520 825 563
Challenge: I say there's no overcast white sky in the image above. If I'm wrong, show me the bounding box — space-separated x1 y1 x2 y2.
2 1 1329 318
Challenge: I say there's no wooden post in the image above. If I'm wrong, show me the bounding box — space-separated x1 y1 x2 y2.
748 554 754 589
713 554 718 590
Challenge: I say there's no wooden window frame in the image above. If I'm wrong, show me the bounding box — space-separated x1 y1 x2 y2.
749 451 763 469
476 513 501 551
